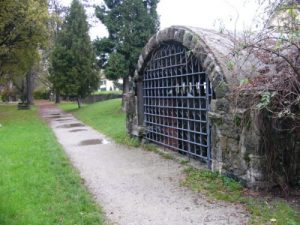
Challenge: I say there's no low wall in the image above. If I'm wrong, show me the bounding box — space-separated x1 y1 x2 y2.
82 93 122 104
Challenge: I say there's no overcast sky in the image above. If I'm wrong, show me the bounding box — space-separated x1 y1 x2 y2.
59 0 263 40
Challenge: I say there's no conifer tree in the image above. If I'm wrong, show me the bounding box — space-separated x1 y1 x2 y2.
50 0 99 108
94 0 159 94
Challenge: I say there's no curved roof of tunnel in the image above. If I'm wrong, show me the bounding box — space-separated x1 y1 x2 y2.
134 26 250 97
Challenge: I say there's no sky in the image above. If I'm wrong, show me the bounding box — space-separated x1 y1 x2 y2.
59 0 264 40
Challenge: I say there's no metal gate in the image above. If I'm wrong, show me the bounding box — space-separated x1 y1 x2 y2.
143 43 212 164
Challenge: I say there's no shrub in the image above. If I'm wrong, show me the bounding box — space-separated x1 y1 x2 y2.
33 89 50 100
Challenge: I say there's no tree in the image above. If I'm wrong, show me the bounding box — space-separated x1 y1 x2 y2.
0 0 48 75
0 0 49 104
231 0 300 121
47 0 68 103
94 0 159 94
49 0 99 108
0 0 48 76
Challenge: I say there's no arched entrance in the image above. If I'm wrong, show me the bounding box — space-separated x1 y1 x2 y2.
125 26 286 186
142 43 212 164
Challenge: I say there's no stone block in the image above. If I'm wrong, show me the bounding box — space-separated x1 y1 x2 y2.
208 111 224 126
188 35 199 50
215 98 230 113
142 36 157 59
156 29 169 43
166 28 176 40
203 54 213 69
227 138 239 153
173 29 185 43
183 32 193 47
213 81 229 98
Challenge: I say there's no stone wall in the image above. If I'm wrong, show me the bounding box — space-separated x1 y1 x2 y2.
209 100 264 187
82 93 122 104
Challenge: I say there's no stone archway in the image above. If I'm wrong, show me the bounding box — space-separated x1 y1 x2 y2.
130 26 231 167
142 42 213 163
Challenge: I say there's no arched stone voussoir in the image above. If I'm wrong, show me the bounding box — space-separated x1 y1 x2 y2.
137 26 234 97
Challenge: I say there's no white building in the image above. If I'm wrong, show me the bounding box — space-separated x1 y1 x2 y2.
99 78 123 92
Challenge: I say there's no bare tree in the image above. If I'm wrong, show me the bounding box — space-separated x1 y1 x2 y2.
226 0 300 189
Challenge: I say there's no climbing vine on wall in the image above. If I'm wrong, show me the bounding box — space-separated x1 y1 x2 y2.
229 0 300 190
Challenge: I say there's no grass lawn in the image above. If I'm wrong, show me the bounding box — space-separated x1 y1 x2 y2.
60 99 300 225
59 99 139 147
0 104 105 225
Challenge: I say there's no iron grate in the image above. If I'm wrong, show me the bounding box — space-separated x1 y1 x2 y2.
143 43 212 164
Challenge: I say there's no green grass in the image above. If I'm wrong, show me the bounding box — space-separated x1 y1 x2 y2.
0 105 105 225
59 99 139 147
183 167 300 225
142 143 174 160
183 167 243 202
59 99 300 225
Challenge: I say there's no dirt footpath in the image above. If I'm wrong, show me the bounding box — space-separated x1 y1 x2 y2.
38 101 249 225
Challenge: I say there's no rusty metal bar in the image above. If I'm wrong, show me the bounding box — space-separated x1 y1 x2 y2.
143 43 212 163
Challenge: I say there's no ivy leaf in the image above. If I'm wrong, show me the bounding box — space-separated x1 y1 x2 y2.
256 91 276 110
239 78 249 86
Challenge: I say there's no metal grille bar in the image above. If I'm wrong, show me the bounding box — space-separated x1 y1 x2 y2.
143 43 212 164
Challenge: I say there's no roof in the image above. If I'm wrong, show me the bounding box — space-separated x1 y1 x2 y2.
135 26 244 97
135 26 299 97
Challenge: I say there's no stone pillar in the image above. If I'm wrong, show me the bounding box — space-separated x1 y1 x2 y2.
124 92 136 135
208 111 224 174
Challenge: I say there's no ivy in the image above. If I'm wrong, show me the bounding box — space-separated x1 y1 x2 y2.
256 91 277 110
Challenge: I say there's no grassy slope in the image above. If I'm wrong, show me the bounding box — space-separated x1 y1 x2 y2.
0 105 105 225
60 99 299 225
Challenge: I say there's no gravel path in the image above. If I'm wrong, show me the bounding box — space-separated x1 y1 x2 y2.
38 101 249 225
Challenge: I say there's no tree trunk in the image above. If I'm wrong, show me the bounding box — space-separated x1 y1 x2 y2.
122 76 130 94
21 78 26 103
26 71 34 105
8 80 13 102
77 97 81 108
122 76 130 111
55 89 61 104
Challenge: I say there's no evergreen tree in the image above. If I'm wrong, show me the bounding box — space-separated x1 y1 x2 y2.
50 0 99 108
94 0 159 93
47 0 68 103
